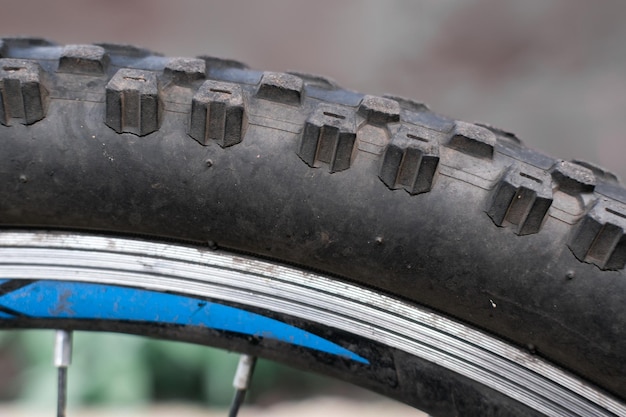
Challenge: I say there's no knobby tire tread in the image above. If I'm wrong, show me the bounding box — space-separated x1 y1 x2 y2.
0 38 625 415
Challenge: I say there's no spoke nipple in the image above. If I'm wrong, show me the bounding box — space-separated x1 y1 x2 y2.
54 330 73 368
233 354 257 391
228 354 257 417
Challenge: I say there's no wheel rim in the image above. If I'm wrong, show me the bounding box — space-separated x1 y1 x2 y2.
0 230 623 417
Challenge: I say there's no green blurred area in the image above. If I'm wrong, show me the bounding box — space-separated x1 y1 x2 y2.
0 330 354 408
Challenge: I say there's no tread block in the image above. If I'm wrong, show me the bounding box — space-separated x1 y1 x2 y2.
0 59 48 125
383 95 429 113
298 104 357 172
105 69 161 136
569 199 626 270
188 80 247 147
58 44 109 75
487 167 553 235
358 95 400 125
287 71 338 89
379 125 440 195
256 72 303 106
198 56 249 70
164 57 206 84
448 121 495 159
571 160 619 184
551 161 597 194
96 43 156 58
476 122 522 145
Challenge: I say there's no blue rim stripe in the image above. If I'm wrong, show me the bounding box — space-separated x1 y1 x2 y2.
0 280 368 364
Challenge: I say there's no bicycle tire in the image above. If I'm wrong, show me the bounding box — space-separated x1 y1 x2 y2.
0 38 624 417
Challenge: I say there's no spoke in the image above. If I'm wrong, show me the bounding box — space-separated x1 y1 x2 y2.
228 354 257 417
54 330 73 417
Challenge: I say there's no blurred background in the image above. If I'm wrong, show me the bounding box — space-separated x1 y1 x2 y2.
0 330 417 416
1 0 625 415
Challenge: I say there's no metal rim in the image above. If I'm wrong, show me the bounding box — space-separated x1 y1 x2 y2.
0 230 623 417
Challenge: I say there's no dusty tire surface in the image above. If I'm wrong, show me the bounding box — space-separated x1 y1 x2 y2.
0 38 625 415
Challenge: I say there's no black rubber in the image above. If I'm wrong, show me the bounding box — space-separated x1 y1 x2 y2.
1 38 625 412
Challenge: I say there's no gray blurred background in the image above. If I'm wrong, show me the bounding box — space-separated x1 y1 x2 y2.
1 0 624 179
0 0 625 414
